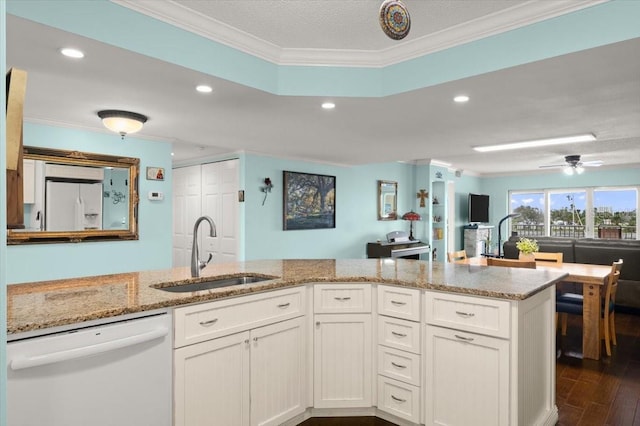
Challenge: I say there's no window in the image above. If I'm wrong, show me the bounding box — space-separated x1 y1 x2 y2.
594 188 637 239
509 186 638 240
510 192 544 237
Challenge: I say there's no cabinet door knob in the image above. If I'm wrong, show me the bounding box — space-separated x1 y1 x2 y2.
316 321 321 326
253 337 259 342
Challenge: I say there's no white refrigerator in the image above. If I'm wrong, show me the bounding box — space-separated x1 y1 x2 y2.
45 181 103 231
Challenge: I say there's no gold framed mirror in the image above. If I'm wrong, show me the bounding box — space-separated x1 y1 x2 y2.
377 180 398 220
7 146 139 244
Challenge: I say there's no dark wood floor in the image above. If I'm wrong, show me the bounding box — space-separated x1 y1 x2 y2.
300 312 640 426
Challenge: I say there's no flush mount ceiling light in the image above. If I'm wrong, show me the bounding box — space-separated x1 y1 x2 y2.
453 95 469 103
473 133 596 153
98 110 148 139
321 102 335 110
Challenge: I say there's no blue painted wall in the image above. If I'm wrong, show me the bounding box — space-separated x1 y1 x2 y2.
242 154 419 260
6 123 173 284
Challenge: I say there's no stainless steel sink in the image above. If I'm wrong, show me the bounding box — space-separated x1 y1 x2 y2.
154 275 275 293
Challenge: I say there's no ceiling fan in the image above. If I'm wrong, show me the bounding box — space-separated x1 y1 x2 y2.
539 155 603 175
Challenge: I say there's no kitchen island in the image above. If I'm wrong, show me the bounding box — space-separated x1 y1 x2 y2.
7 259 567 426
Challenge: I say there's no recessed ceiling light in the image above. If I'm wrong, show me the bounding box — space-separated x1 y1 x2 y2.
453 95 469 103
196 85 213 93
322 102 335 110
60 48 84 59
171 152 175 156
474 133 596 152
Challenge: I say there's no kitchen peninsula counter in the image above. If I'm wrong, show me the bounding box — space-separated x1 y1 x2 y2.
7 258 567 334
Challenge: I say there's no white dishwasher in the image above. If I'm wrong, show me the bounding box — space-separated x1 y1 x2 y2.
7 310 172 426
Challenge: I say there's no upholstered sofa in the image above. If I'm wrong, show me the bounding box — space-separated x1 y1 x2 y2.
503 236 640 312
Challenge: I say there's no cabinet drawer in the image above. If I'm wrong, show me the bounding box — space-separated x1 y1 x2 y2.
378 285 421 322
377 346 420 386
313 283 372 313
174 287 305 348
377 376 421 423
424 291 510 338
378 316 421 354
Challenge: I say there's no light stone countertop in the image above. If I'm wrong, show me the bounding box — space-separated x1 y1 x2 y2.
6 258 568 335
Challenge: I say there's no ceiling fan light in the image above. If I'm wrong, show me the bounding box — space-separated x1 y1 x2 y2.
98 110 147 138
576 166 585 174
563 167 574 175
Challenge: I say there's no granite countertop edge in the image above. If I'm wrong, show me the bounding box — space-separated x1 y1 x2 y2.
7 259 568 335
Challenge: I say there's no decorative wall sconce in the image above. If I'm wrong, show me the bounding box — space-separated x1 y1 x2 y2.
98 110 148 139
261 177 273 206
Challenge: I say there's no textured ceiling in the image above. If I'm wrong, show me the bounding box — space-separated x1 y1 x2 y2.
174 0 519 50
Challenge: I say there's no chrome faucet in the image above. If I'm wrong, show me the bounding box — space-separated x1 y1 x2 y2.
191 216 217 277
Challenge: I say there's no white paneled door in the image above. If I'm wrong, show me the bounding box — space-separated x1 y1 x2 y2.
172 165 202 267
201 160 239 263
172 160 239 267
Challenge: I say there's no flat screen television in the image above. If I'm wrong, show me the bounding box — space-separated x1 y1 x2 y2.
468 193 490 223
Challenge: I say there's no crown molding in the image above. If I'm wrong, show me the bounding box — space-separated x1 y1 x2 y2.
112 0 607 68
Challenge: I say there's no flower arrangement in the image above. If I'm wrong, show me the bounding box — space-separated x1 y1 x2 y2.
515 237 539 255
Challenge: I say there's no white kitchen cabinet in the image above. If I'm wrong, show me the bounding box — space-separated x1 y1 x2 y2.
425 325 509 426
376 285 422 423
313 283 373 409
173 287 306 426
250 317 306 426
313 313 373 408
424 287 557 426
174 331 250 426
23 158 35 204
174 316 305 426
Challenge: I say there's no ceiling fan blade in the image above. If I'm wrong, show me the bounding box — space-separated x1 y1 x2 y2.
581 160 603 167
538 164 567 169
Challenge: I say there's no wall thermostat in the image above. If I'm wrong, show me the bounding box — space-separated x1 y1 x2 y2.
148 191 164 201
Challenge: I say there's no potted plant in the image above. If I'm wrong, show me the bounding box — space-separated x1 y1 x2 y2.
516 237 539 260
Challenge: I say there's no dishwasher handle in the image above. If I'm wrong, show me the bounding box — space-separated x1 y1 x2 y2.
10 327 169 371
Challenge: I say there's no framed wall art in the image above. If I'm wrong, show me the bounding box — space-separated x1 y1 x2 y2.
283 171 336 230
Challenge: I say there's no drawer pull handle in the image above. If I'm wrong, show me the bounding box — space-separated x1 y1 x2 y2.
391 362 407 369
277 303 290 308
391 395 406 403
391 331 407 338
199 318 218 326
455 311 475 318
334 296 351 301
455 334 475 342
391 300 406 306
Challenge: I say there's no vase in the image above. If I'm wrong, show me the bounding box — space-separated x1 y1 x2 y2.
519 252 536 261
